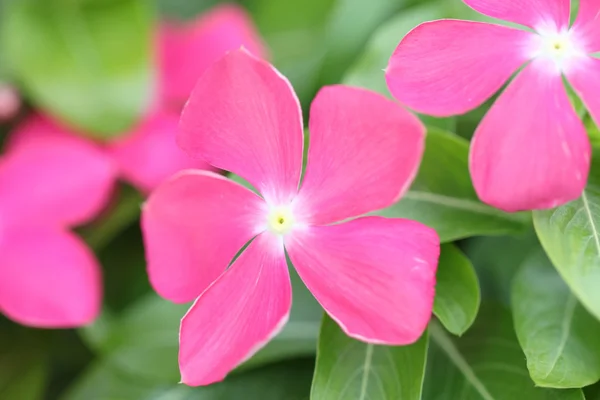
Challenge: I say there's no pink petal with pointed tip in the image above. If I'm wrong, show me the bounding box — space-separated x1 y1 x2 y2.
470 59 590 212
159 4 266 106
294 86 425 225
386 20 534 117
0 115 117 227
142 170 266 304
0 227 101 328
571 0 600 53
108 111 214 193
286 216 439 345
178 49 303 205
179 233 290 386
566 56 600 128
463 0 570 31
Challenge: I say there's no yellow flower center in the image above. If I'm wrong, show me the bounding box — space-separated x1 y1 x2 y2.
267 205 295 235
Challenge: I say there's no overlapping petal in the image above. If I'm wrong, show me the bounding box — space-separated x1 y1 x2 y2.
159 4 266 105
0 227 101 328
386 20 534 116
470 59 590 212
179 233 290 386
294 86 424 225
108 111 213 193
286 217 439 345
463 0 570 31
571 0 600 53
142 171 266 303
178 49 303 204
0 115 116 227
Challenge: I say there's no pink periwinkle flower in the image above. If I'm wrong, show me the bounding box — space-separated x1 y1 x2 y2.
385 0 600 212
108 4 266 192
0 115 116 328
141 49 441 386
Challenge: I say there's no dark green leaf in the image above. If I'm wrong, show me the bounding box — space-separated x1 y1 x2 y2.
375 129 529 242
425 304 585 400
311 314 428 400
534 154 600 320
512 250 600 388
434 244 480 336
2 0 154 137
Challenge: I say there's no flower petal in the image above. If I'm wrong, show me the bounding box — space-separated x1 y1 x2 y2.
470 59 590 212
294 86 425 225
571 0 600 53
286 216 439 345
463 0 570 31
0 115 117 227
0 227 101 328
386 20 534 116
108 111 214 193
159 4 266 106
141 170 266 303
179 233 290 386
565 57 600 132
178 49 303 204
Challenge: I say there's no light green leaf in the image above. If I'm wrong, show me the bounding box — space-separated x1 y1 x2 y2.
375 129 529 242
311 314 428 400
424 304 585 400
512 250 600 388
82 266 322 382
434 244 480 336
2 0 154 137
534 156 600 320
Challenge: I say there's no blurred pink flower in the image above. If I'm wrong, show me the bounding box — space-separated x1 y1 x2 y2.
385 0 598 212
109 4 266 192
142 50 440 386
0 115 117 328
0 84 20 121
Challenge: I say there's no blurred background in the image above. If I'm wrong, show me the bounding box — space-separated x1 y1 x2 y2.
0 0 561 399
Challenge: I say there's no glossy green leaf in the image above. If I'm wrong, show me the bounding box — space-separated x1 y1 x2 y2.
311 314 428 400
375 129 529 242
2 0 154 137
83 266 321 382
433 244 480 336
425 304 585 400
512 250 600 388
63 358 315 400
534 155 600 320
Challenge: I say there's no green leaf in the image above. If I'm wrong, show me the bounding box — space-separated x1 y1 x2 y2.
83 266 322 382
0 328 47 400
374 129 529 242
433 244 480 336
424 304 585 400
63 358 315 400
512 250 600 388
533 154 600 320
2 0 154 137
311 314 428 400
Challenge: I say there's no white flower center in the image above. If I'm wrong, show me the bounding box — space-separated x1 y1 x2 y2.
533 30 583 71
266 205 295 235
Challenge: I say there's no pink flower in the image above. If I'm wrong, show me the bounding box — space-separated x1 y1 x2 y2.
109 4 266 192
141 50 440 386
385 0 598 212
0 115 116 328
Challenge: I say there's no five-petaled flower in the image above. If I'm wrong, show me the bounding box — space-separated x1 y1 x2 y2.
386 0 600 212
0 115 116 328
142 49 440 386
